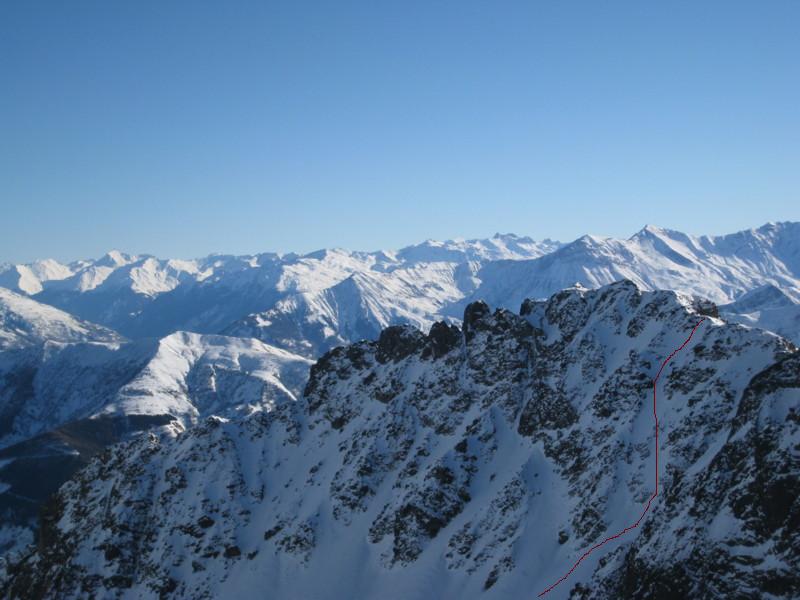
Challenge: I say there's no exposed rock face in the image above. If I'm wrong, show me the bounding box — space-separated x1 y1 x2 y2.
376 326 427 363
424 321 461 359
3 282 799 599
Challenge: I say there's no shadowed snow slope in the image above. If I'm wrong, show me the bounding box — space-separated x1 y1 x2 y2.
6 281 797 599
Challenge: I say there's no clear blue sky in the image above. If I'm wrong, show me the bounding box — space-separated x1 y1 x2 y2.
2 1 798 263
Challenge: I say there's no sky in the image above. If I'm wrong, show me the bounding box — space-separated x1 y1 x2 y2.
1 1 799 263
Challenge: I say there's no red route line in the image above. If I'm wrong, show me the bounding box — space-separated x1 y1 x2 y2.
537 318 706 597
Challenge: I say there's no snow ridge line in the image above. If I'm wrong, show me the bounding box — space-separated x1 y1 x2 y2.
537 318 706 597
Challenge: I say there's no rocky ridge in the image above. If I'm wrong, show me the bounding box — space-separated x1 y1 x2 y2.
4 281 798 599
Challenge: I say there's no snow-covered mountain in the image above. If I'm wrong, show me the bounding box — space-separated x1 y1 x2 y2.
0 287 126 447
0 288 311 448
462 222 800 310
0 292 312 562
719 284 800 345
0 235 560 344
3 224 799 358
5 282 797 598
223 262 477 357
0 250 202 296
1 222 799 595
0 330 312 450
0 287 121 350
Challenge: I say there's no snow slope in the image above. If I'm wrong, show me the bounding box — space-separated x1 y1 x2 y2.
6 282 797 599
224 262 473 357
0 318 311 450
719 284 800 345
101 331 313 424
0 259 73 295
0 287 121 350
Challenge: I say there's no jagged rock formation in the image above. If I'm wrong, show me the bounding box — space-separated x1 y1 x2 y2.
3 281 797 599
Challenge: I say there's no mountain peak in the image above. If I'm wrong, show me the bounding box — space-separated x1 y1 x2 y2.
641 223 663 234
630 223 671 240
98 250 135 267
567 233 607 250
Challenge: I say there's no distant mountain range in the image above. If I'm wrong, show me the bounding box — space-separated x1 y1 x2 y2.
2 223 799 356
